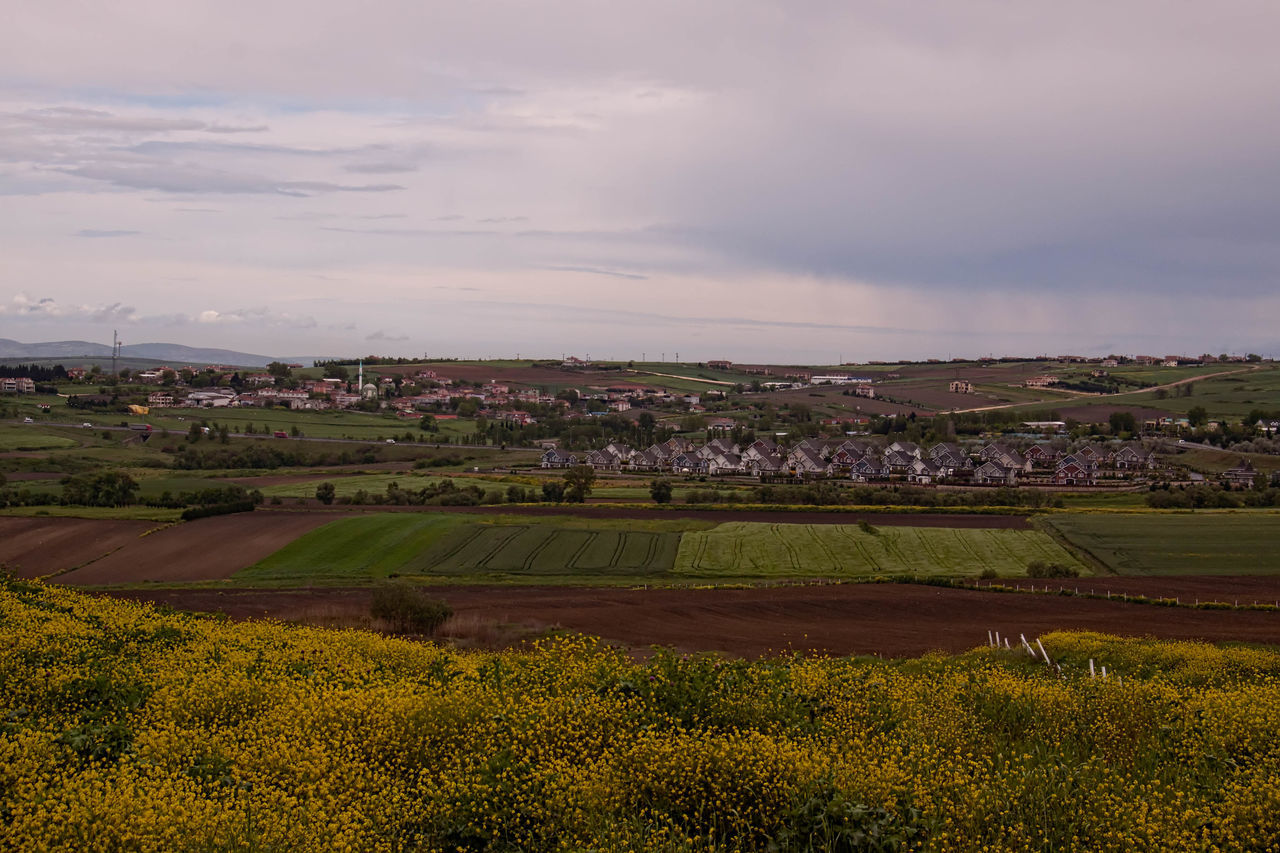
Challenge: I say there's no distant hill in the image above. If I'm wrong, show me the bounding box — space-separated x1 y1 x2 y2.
0 339 323 368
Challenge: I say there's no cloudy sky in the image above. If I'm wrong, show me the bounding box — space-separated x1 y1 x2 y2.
3 2 1279 362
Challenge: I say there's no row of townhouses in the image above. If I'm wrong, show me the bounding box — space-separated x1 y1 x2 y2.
542 437 1161 486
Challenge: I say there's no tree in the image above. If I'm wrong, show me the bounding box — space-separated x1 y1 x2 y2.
323 363 349 381
1188 406 1209 428
267 361 292 379
419 414 438 432
562 465 596 502
541 481 565 502
315 482 336 505
649 479 673 504
1109 411 1136 435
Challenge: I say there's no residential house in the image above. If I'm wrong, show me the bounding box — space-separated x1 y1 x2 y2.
973 461 1018 486
1222 460 1259 488
949 380 973 393
907 458 942 484
979 444 1030 474
540 449 580 468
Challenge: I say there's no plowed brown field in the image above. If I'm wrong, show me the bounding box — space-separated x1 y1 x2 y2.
0 517 158 578
109 581 1279 658
56 512 350 586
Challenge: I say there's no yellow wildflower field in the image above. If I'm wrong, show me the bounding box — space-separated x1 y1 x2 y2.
1 576 1278 851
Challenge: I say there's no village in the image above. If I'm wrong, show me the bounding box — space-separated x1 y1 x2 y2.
538 434 1220 487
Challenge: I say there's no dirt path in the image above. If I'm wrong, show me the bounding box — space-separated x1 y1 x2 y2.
108 582 1279 658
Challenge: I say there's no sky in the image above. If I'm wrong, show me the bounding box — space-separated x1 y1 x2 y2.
2 2 1279 363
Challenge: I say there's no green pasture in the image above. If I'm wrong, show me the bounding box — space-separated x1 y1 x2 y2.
672 521 1083 579
1043 512 1280 575
0 426 80 452
0 505 183 522
254 472 491 499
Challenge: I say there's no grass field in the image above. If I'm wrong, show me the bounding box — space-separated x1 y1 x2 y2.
0 505 184 521
1044 512 1280 575
0 426 80 451
672 521 1085 579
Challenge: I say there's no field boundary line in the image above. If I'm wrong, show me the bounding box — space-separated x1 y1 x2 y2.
1032 517 1113 575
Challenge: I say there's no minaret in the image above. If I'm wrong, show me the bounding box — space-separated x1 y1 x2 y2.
358 359 363 389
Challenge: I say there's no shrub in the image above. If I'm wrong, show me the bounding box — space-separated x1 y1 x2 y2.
369 584 452 635
1026 560 1079 579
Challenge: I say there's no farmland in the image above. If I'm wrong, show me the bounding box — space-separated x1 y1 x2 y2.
673 521 1084 579
1041 512 1280 575
233 514 1081 585
3 580 1280 852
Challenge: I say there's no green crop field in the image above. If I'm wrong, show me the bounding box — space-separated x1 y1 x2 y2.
239 514 1081 584
419 525 682 577
1043 512 1280 575
237 514 470 582
672 522 1083 579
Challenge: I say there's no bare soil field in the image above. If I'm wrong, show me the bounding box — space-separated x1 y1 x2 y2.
0 517 158 578
1052 404 1170 422
3 472 64 481
993 576 1280 602
107 582 1279 658
57 512 351 586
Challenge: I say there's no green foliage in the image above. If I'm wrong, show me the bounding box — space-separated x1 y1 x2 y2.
61 471 139 507
649 478 674 504
562 465 596 502
369 584 452 634
1026 559 1079 579
315 482 336 505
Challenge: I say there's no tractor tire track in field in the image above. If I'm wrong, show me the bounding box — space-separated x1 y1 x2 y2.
567 532 599 570
521 530 557 572
772 524 802 572
834 525 882 572
478 526 527 569
435 526 486 565
952 529 987 573
642 533 658 569
609 533 626 569
805 525 841 573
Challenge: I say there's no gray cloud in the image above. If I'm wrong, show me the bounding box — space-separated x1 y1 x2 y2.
59 163 403 196
345 162 418 174
365 329 409 342
74 229 140 238
544 265 647 280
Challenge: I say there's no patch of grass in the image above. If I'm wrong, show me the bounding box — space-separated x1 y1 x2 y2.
1044 513 1280 575
0 505 184 522
0 426 80 451
673 522 1086 579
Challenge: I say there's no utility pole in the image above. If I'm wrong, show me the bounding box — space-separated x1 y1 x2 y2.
111 329 121 376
